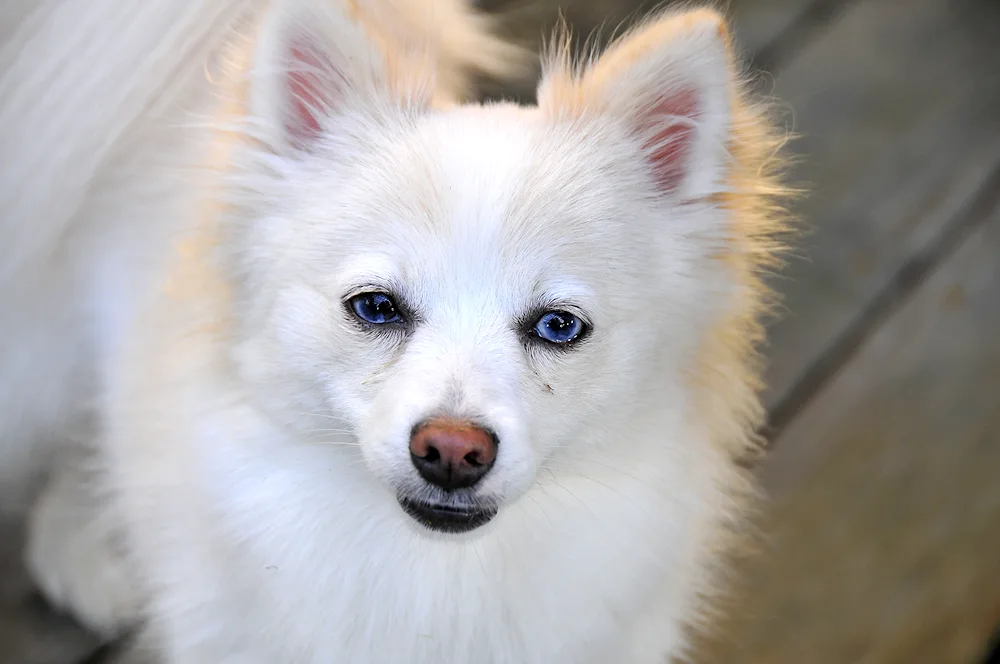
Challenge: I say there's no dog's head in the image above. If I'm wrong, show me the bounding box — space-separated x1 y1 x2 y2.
230 0 749 535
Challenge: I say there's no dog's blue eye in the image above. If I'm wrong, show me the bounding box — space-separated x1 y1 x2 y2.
349 292 402 325
533 311 585 344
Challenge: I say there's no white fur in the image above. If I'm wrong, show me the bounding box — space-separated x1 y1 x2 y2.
4 0 755 662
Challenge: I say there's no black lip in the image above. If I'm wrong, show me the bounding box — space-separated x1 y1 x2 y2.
398 497 497 534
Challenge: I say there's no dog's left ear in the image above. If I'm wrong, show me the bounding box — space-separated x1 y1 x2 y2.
249 0 432 154
538 10 734 198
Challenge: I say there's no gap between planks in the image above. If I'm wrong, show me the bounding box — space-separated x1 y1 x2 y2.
763 160 1000 445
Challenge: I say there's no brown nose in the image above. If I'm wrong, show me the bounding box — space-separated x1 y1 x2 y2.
409 418 498 491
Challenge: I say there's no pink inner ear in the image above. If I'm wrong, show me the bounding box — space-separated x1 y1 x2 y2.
285 40 343 145
640 90 699 192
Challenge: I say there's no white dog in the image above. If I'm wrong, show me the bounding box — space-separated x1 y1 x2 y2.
4 0 790 661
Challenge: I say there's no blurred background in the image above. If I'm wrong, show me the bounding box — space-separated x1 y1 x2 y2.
3 0 999 662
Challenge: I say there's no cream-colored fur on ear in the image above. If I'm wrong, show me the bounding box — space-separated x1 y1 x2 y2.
248 0 523 152
249 0 411 151
538 9 733 199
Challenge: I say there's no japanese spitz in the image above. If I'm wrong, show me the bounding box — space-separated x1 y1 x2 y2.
7 0 791 661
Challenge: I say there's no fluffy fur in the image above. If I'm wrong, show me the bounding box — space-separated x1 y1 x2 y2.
3 0 791 661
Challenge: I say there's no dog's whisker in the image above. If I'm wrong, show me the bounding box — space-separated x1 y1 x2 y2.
538 472 599 522
546 455 650 486
293 410 354 424
525 492 555 531
303 429 356 437
298 439 362 448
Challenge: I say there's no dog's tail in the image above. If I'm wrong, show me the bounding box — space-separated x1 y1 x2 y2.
0 0 526 286
0 0 255 285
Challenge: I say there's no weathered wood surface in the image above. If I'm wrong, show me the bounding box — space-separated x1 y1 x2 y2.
697 190 1000 663
758 0 1000 419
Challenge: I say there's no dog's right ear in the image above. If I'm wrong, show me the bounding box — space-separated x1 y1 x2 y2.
249 0 431 153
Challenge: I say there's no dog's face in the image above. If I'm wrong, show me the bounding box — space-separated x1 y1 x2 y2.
233 3 736 534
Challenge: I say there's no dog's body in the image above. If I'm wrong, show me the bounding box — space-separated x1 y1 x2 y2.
1 0 789 661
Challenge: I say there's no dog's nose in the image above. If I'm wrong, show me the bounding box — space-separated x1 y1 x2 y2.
409 418 498 491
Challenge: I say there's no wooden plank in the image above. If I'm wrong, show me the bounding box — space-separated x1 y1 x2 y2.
760 0 1000 417
696 194 1000 662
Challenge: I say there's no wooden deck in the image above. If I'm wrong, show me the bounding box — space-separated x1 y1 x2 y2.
2 0 999 662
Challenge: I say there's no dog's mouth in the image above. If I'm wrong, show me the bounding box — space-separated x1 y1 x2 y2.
398 496 498 534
